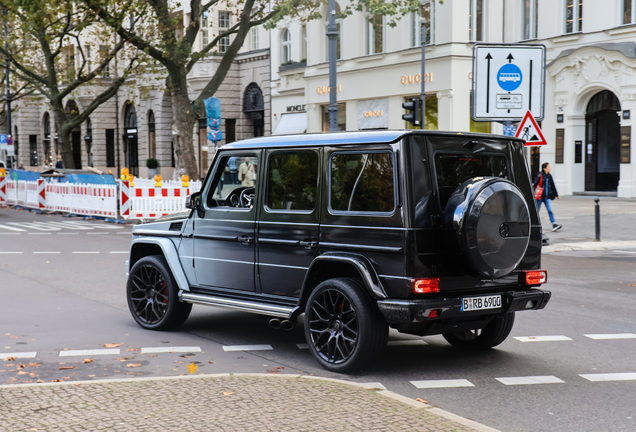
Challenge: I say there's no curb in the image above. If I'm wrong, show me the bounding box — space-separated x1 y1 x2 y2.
544 240 636 252
0 373 499 431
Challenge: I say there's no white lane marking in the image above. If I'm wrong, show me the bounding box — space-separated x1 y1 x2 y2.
0 233 20 235
72 251 100 254
222 345 273 352
141 347 202 354
33 251 61 254
86 232 108 235
8 222 60 231
0 224 26 232
411 379 475 389
296 343 309 349
57 233 79 235
580 373 636 382
28 233 52 236
2 352 37 359
110 251 129 254
360 382 387 390
387 340 428 347
584 333 636 340
59 349 120 357
0 251 23 254
496 376 565 386
44 222 94 230
514 336 573 342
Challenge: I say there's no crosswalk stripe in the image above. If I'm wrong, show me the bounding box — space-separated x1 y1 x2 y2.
514 335 573 342
59 349 120 356
411 379 474 389
0 224 26 232
584 333 636 340
1 352 37 359
579 373 636 382
8 222 60 231
44 222 93 230
141 347 202 354
496 376 565 385
222 345 273 351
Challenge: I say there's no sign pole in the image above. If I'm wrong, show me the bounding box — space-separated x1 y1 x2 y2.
327 0 339 132
420 21 426 130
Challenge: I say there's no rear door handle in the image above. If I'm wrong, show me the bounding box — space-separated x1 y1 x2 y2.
298 239 317 249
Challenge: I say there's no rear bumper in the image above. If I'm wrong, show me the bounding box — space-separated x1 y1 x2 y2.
377 289 551 326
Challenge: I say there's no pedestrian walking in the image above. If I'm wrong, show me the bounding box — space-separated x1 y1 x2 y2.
228 157 238 184
238 157 256 188
533 162 562 232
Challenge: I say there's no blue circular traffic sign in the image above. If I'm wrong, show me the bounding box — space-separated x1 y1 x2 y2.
497 64 523 92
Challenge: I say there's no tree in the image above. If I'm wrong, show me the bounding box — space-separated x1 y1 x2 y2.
84 0 420 179
0 0 142 169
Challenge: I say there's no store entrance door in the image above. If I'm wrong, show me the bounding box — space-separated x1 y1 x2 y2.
585 90 621 192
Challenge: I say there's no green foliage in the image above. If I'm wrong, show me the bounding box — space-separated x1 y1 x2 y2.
146 158 159 169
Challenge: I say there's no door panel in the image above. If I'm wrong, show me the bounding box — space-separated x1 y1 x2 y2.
193 152 259 292
257 150 321 298
585 116 597 191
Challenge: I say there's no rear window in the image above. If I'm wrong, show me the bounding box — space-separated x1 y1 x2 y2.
435 154 509 209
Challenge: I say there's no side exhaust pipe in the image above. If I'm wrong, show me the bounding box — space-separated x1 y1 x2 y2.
280 320 294 331
269 319 281 329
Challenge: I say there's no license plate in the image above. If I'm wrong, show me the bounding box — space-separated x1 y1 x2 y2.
461 295 502 312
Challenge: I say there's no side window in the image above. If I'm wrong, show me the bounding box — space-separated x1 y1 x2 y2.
206 154 258 208
330 152 395 213
267 152 318 211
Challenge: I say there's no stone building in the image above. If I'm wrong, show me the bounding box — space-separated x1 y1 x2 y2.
6 8 270 180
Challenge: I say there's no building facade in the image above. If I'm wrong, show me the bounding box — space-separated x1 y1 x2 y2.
6 7 270 180
270 0 636 198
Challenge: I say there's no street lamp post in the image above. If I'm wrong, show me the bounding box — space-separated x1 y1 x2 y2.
420 21 426 130
326 0 338 132
2 5 12 166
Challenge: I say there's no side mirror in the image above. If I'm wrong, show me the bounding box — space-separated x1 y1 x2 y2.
186 191 201 210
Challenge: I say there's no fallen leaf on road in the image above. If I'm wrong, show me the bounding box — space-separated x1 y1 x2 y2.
59 366 77 370
9 336 20 339
0 370 4 373
4 357 16 362
148 355 157 358
222 392 234 396
267 369 280 374
50 379 65 382
629 283 636 286
208 361 215 364
117 357 135 361
187 363 198 374
180 354 194 358
3 334 10 336
83 358 94 364
75 384 82 386
17 371 29 375
175 361 185 364
88 375 96 377
103 343 124 348
125 348 140 352
126 363 142 368
25 363 41 368
37 380 44 383
28 339 35 342
415 398 428 404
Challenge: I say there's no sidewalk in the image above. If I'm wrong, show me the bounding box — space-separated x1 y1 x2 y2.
0 374 496 431
537 195 636 252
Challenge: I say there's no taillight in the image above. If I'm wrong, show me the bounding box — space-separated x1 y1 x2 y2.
410 278 440 294
523 270 547 285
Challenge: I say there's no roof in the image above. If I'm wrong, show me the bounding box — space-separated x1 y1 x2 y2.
223 130 523 150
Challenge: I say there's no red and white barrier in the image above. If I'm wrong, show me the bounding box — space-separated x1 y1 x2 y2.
6 179 17 205
0 174 6 204
120 180 198 219
45 183 117 218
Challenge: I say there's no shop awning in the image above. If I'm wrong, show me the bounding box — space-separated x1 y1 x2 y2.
272 112 307 135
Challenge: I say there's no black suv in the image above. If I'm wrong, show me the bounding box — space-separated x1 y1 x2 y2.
126 130 550 372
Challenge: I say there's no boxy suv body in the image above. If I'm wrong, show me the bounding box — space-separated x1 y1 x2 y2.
126 130 550 372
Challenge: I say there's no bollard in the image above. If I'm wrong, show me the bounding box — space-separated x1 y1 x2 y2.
154 174 162 187
594 197 601 242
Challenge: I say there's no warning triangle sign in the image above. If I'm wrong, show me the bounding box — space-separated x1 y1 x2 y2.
515 111 547 146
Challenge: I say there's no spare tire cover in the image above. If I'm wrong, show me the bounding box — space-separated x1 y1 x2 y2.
443 177 530 279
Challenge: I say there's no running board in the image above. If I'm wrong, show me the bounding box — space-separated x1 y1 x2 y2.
179 291 296 319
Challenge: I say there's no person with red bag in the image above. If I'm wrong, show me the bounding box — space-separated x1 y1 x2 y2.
533 162 562 232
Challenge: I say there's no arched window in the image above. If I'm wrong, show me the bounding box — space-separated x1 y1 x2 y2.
124 103 139 175
148 110 156 159
281 29 291 64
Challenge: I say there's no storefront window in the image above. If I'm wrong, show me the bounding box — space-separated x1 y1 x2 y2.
322 103 346 131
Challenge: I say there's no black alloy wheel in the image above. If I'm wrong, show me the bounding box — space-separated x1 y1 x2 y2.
127 255 192 330
443 312 515 350
305 278 387 373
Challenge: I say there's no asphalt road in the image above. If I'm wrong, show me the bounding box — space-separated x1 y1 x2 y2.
1 205 635 432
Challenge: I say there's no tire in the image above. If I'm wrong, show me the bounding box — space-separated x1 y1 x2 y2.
443 312 515 350
127 255 192 330
443 177 531 279
304 278 388 373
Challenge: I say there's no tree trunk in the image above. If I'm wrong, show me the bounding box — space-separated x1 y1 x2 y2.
168 71 199 180
51 102 75 170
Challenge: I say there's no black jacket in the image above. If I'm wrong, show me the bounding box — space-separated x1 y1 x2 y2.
533 172 559 200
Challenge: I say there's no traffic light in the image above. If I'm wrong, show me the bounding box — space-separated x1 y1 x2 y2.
402 98 421 127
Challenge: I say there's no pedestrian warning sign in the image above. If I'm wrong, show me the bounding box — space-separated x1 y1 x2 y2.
515 110 547 146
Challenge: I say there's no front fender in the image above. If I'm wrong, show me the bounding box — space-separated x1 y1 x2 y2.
300 252 387 303
129 237 190 291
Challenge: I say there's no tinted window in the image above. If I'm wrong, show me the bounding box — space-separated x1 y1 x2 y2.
206 154 258 208
331 152 394 213
267 152 318 211
435 154 509 208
